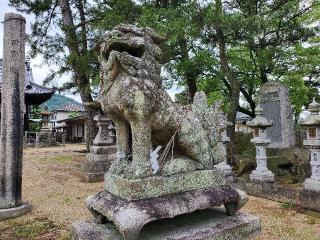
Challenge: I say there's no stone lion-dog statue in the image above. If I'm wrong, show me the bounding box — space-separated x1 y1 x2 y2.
99 24 226 179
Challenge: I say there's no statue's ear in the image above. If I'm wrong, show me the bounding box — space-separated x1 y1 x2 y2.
144 27 166 44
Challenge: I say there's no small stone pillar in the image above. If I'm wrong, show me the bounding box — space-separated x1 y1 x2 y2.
300 98 320 192
81 115 116 182
215 130 234 183
62 132 66 146
0 13 31 220
247 104 274 183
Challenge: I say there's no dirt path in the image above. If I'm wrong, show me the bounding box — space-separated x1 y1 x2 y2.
0 144 319 239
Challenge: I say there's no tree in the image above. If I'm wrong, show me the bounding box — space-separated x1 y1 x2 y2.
9 0 106 149
199 0 320 165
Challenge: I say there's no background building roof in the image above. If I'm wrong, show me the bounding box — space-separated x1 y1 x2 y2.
55 103 85 112
0 59 55 105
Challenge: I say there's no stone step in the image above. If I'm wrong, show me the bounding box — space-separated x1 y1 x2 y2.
71 210 260 240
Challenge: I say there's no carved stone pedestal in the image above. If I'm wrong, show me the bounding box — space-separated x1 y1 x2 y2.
72 170 260 240
79 115 116 183
71 188 260 240
72 210 260 240
81 146 116 182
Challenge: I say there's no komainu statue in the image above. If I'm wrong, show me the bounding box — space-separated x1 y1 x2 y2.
99 24 224 179
71 24 260 240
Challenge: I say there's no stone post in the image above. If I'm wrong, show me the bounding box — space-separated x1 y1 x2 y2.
62 132 66 146
0 13 31 220
247 104 274 183
80 114 116 182
300 98 320 192
215 130 234 183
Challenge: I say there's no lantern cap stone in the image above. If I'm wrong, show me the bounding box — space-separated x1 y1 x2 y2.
247 103 273 128
309 98 320 114
300 98 320 127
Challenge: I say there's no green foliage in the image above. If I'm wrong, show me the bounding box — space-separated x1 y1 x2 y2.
29 123 41 132
29 105 42 119
280 202 296 210
68 112 81 118
10 0 320 117
13 219 55 239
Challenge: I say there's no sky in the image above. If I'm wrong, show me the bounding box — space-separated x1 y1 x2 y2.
0 0 82 102
0 0 182 103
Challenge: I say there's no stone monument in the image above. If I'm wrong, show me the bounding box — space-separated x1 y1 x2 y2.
71 24 260 240
300 98 320 192
247 103 275 183
0 13 31 220
80 114 116 182
259 81 295 148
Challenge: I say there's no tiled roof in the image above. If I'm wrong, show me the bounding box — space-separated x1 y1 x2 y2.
236 112 252 122
0 59 55 96
56 103 85 112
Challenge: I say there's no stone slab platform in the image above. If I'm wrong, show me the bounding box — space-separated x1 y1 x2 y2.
0 203 32 220
71 209 261 240
105 169 225 200
86 187 248 240
233 178 320 212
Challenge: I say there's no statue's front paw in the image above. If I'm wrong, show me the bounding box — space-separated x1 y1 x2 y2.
125 162 153 179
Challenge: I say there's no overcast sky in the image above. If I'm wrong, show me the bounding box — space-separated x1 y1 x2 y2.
0 0 182 103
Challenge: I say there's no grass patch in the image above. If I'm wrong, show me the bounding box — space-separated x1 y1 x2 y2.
58 231 71 240
30 155 74 163
280 202 296 210
13 219 55 239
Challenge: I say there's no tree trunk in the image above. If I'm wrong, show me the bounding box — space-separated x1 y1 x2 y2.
58 0 95 150
186 75 197 102
214 0 241 167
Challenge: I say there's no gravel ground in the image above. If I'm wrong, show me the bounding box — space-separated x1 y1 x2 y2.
0 144 319 240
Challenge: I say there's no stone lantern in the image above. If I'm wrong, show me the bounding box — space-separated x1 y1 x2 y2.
215 129 234 183
36 106 52 147
81 114 117 182
300 98 320 192
40 106 52 131
247 103 274 182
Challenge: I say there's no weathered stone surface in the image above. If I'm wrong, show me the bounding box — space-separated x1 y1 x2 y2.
79 115 117 183
304 178 320 192
0 13 27 210
71 209 260 240
233 177 320 212
70 24 257 239
105 169 225 200
90 146 117 155
99 24 228 179
85 187 248 240
259 81 295 148
0 202 32 220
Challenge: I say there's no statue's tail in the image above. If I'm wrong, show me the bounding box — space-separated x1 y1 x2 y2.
191 91 229 164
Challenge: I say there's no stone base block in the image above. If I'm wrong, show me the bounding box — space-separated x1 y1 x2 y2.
90 145 117 155
71 209 261 240
250 170 274 183
85 187 248 240
304 178 320 192
77 150 116 183
105 169 225 201
78 172 105 183
86 153 116 163
0 202 32 220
